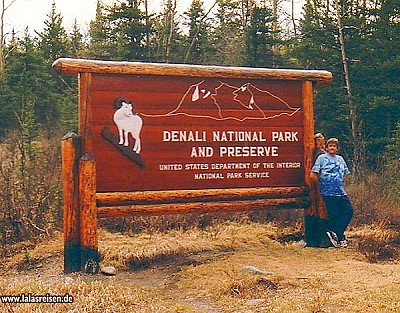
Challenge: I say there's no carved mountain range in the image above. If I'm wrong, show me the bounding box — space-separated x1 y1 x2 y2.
143 81 300 122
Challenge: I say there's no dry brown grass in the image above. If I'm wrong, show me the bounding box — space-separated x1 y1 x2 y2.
344 173 400 263
99 221 288 269
346 173 400 227
350 223 400 263
0 134 62 252
1 221 400 312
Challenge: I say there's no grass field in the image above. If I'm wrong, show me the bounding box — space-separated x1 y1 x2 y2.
1 220 400 312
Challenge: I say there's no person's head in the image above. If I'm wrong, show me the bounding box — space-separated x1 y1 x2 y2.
326 137 339 155
314 133 325 149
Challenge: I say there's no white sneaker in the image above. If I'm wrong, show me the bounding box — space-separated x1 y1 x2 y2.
326 231 339 248
339 238 348 248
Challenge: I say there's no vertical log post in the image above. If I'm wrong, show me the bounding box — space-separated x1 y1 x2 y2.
78 73 93 155
302 81 319 246
78 153 100 273
302 81 315 190
62 132 82 273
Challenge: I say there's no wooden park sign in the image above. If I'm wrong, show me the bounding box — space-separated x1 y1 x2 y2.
53 58 332 273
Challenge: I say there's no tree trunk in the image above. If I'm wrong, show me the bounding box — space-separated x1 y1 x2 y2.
271 0 279 66
1 0 6 72
0 0 17 72
291 0 297 36
164 0 176 63
144 0 151 60
184 2 217 64
334 0 361 177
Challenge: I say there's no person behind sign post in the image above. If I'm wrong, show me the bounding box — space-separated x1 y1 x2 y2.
305 133 328 247
312 133 328 221
310 137 353 248
313 133 326 162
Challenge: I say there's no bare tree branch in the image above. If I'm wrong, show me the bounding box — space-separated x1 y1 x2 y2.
1 0 18 71
184 1 217 64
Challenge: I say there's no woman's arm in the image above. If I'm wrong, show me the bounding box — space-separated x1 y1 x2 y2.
310 171 319 183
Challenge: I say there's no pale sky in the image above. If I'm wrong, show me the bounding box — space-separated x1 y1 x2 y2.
3 0 303 37
3 0 215 36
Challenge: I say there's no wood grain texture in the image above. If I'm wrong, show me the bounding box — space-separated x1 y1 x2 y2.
302 81 314 188
79 73 93 155
101 127 145 168
78 153 98 269
97 197 310 218
62 133 82 273
53 58 332 85
86 74 307 192
96 186 308 206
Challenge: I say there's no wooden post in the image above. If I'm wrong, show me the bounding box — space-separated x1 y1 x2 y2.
78 153 99 273
78 72 93 155
62 133 82 273
303 81 317 246
302 81 315 190
302 81 329 247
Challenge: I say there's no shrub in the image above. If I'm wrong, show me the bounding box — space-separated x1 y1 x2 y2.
0 132 62 251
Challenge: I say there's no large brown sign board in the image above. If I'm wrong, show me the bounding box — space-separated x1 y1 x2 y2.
54 59 331 194
54 58 331 272
96 75 304 192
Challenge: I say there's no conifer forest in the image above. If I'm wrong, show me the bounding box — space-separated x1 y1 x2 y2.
0 0 398 244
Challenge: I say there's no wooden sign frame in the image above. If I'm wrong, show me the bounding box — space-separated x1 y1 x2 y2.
53 58 332 273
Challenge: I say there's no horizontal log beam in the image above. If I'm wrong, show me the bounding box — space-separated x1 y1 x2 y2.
97 197 310 218
96 187 308 207
52 58 332 85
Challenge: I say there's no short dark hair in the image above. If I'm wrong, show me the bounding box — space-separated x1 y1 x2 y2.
326 137 339 147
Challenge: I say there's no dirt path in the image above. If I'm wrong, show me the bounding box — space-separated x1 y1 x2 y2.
1 225 400 312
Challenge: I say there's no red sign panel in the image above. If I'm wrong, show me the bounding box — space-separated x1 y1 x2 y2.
89 74 305 192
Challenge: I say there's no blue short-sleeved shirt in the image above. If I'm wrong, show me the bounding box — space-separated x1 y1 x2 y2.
311 153 350 196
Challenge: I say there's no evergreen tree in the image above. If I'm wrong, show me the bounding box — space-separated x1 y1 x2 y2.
292 0 356 163
183 0 211 64
0 0 19 72
88 1 116 60
353 0 400 165
108 0 151 61
36 1 68 64
382 121 400 201
0 29 17 134
292 0 400 171
68 19 84 58
291 0 340 69
88 0 153 61
152 0 184 63
244 4 278 67
0 30 60 138
210 0 246 66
